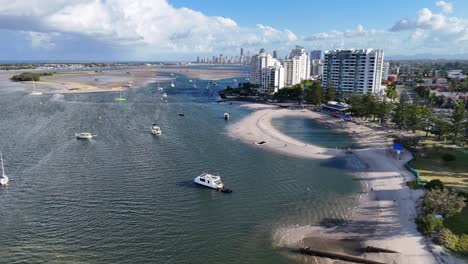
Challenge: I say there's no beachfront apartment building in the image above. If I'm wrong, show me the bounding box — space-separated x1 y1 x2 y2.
250 52 285 94
322 49 384 95
283 46 310 86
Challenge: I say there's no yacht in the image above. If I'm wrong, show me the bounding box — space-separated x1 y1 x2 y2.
151 124 162 135
224 113 229 120
75 132 94 139
0 152 9 186
194 173 224 190
161 93 168 99
170 81 175 88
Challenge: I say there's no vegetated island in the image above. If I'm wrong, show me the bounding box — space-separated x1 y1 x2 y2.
10 72 53 82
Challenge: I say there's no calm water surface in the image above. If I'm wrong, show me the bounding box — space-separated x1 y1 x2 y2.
0 69 360 264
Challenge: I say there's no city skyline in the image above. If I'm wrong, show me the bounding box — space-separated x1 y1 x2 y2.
0 0 468 61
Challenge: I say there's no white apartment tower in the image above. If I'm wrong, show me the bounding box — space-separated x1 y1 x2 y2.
382 62 390 81
283 46 310 86
250 52 284 94
322 49 384 95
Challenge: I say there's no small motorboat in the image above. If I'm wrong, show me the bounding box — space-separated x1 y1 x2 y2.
178 113 185 116
0 152 9 187
151 124 162 135
224 113 229 120
255 141 267 145
161 93 168 99
75 132 94 140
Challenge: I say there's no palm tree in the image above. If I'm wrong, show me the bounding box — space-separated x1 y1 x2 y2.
386 83 397 100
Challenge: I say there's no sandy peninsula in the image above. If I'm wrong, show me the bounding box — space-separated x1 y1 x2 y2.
4 65 247 94
229 104 440 263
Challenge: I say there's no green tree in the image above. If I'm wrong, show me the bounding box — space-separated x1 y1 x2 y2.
386 83 397 100
433 118 451 141
422 188 466 217
392 91 410 129
347 94 365 118
414 86 431 100
304 82 322 105
451 100 467 143
323 85 337 102
363 93 378 120
376 97 394 124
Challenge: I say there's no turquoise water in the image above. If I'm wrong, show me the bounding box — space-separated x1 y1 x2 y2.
271 115 354 149
0 68 360 263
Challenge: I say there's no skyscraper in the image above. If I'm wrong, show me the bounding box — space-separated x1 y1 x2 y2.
310 59 323 77
382 62 390 81
272 50 278 59
250 51 284 94
322 49 384 95
310 50 322 60
283 46 310 86
259 48 265 54
240 48 244 57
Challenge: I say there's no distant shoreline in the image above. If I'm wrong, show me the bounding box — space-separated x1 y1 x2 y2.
1 65 248 94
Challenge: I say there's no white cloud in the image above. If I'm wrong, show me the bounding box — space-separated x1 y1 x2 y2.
436 1 453 14
0 0 296 56
28 32 56 49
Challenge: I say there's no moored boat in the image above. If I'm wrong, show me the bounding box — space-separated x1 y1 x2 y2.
75 132 94 139
151 124 162 135
194 173 224 190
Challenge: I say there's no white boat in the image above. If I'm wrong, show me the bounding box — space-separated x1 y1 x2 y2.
224 113 229 120
194 173 224 190
162 93 168 99
156 80 163 91
31 80 43 95
170 81 175 88
75 132 94 139
0 152 9 186
151 124 162 135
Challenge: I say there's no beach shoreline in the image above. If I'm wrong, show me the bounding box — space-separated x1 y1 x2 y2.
228 105 437 263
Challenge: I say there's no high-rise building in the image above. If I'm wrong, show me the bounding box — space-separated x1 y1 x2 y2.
310 50 322 60
310 59 323 77
283 46 310 86
240 48 244 57
382 62 390 81
259 48 265 54
322 49 384 95
250 51 284 94
272 50 278 59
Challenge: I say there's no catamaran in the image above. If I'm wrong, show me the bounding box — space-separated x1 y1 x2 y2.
31 80 43 95
194 173 224 190
194 173 232 193
115 89 127 102
0 152 9 186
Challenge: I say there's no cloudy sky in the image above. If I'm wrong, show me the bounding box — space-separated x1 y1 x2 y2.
0 0 467 61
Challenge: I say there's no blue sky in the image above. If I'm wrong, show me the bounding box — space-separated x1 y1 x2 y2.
0 0 468 61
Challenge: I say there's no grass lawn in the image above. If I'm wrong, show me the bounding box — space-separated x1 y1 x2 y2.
446 205 468 235
409 148 468 192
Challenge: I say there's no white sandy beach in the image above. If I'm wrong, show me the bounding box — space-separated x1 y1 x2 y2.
229 106 440 263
